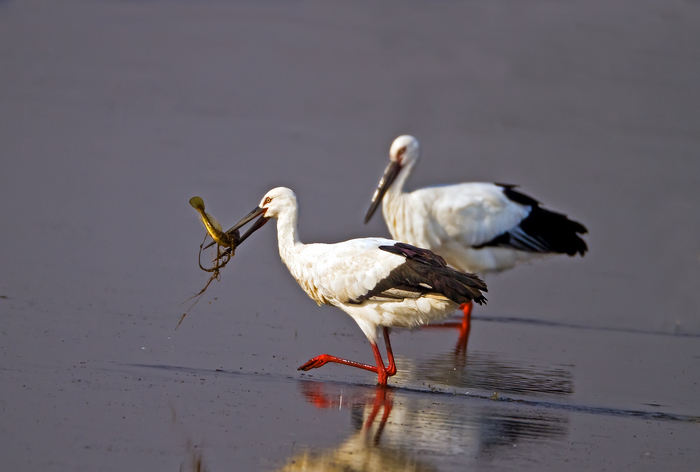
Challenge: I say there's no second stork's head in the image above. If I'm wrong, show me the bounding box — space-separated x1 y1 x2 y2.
364 135 420 224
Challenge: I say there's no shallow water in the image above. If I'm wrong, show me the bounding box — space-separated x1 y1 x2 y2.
1 0 700 470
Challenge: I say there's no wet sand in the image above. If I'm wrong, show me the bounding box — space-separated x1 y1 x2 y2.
1 0 699 470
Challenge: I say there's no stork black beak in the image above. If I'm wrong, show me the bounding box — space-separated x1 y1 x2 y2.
364 160 402 224
204 206 269 249
236 209 269 245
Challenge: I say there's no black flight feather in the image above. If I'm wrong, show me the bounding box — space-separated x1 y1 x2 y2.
353 242 487 306
473 184 588 256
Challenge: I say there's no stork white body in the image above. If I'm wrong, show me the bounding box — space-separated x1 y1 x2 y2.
278 235 457 344
382 182 540 273
227 187 486 385
365 135 588 275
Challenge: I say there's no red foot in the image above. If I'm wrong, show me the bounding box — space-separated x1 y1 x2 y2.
298 354 378 373
297 327 398 386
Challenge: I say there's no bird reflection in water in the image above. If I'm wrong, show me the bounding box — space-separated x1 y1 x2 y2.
280 381 569 471
279 383 436 472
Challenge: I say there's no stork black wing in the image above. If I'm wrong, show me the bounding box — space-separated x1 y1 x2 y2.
352 242 487 305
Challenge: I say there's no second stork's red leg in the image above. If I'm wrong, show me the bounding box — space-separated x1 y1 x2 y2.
455 300 473 354
421 300 474 353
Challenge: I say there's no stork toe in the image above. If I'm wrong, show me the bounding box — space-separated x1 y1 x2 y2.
298 355 330 371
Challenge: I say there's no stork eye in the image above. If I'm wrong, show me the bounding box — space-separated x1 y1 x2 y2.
264 197 272 204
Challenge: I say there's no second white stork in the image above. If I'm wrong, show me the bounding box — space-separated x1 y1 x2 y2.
364 135 588 341
225 187 487 386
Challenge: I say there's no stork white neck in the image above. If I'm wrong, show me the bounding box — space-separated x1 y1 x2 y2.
273 198 302 265
264 191 330 306
380 158 430 247
389 160 416 197
381 158 416 220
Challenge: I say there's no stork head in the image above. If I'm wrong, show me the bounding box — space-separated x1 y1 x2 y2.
257 187 297 219
224 187 297 246
389 135 420 167
364 135 420 224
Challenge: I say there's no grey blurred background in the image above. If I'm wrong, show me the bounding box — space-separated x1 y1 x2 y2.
1 1 699 470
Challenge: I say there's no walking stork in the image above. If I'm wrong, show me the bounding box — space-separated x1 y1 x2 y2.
225 187 487 386
365 135 587 349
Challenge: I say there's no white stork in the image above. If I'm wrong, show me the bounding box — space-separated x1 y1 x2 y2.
364 135 587 344
225 187 487 386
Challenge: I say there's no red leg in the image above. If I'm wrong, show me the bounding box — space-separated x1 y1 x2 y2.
422 300 474 328
420 300 474 352
298 340 395 386
370 341 389 386
298 352 381 374
455 300 473 354
382 327 397 376
460 299 473 321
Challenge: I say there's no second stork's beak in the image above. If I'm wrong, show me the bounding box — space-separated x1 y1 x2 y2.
364 160 402 224
204 206 269 249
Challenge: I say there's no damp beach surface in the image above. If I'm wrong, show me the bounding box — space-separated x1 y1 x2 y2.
1 1 699 470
